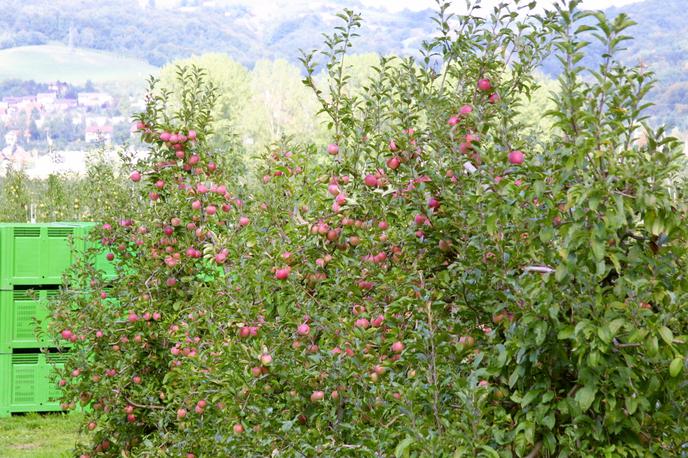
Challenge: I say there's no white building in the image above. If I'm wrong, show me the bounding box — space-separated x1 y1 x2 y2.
77 92 114 108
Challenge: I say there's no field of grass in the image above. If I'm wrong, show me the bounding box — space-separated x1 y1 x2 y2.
0 44 158 84
0 413 82 457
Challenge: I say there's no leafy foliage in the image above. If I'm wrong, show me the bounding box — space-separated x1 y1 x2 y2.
49 1 687 457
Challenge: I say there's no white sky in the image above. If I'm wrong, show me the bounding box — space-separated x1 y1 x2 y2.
360 0 642 12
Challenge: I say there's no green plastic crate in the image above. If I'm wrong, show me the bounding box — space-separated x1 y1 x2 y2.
0 223 89 288
0 289 63 353
0 352 68 417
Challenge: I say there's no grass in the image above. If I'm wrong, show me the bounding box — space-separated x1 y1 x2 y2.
0 44 158 84
0 412 82 457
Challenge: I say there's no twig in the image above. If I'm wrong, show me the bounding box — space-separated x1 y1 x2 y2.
525 441 543 458
523 265 555 274
125 397 164 410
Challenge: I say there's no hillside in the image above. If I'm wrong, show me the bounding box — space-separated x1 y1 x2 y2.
606 0 688 128
0 0 686 128
0 44 158 84
537 0 688 129
0 0 429 67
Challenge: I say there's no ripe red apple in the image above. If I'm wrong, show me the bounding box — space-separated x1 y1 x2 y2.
327 143 339 155
364 175 379 187
386 156 401 170
233 423 244 434
508 150 525 165
239 216 250 226
275 267 291 280
391 341 404 353
355 318 370 329
260 353 273 365
130 171 141 182
297 323 310 336
310 390 325 402
477 78 492 91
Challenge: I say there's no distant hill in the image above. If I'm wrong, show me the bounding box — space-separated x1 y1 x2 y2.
605 0 688 129
1 0 686 128
0 0 428 67
537 0 688 129
0 45 157 84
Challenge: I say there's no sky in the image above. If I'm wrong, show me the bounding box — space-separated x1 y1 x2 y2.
359 0 643 12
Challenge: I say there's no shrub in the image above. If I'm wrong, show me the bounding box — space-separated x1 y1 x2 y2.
51 1 687 456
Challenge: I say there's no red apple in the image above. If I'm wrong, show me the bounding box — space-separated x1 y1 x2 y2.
508 150 525 165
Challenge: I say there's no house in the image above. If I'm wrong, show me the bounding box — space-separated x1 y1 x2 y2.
85 124 113 143
4 130 19 147
3 96 36 105
77 92 114 108
36 92 58 108
52 98 78 112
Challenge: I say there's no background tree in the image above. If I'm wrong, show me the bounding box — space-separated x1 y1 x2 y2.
0 166 31 222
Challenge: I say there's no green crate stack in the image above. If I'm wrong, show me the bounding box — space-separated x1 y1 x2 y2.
0 352 68 417
0 289 62 353
0 222 107 418
0 223 91 289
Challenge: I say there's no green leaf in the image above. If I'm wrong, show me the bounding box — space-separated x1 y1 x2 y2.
277 302 287 316
625 395 638 415
509 366 522 388
575 385 596 411
486 213 497 234
555 263 568 282
597 325 612 344
558 326 574 340
541 413 555 430
647 336 659 356
395 437 414 458
591 239 604 261
670 358 683 377
608 318 625 336
496 348 507 368
478 445 500 458
539 226 553 243
521 389 540 407
659 326 674 346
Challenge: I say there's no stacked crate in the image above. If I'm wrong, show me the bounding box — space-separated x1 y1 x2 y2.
0 223 97 418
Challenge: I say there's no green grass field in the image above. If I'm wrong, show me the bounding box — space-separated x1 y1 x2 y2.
0 44 158 84
0 413 82 457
